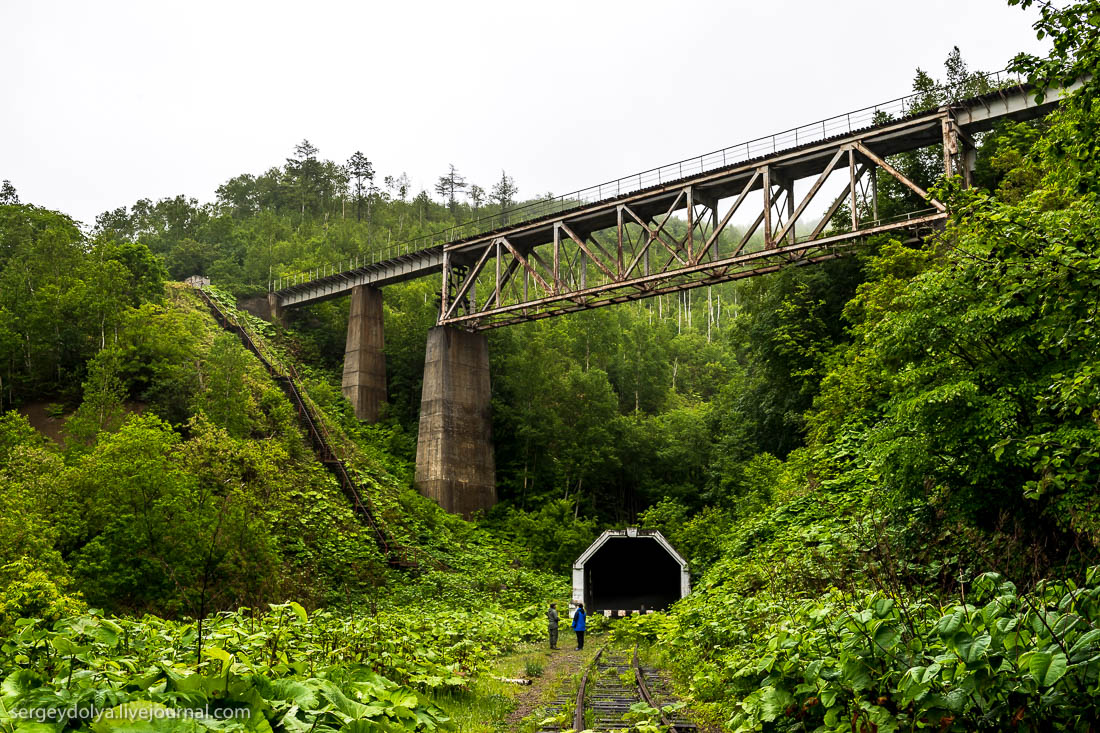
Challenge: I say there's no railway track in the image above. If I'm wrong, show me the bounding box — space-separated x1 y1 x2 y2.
539 645 695 732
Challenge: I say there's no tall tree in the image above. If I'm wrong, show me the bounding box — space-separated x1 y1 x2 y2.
365 181 381 225
65 346 128 444
491 170 518 211
0 181 18 205
320 160 349 219
469 184 486 214
214 174 258 219
434 164 467 214
286 139 321 218
346 151 374 222
393 172 411 202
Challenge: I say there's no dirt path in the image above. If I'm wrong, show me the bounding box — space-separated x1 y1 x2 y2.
503 642 598 727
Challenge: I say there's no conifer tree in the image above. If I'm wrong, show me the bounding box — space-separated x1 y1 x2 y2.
434 164 467 214
491 170 518 222
347 151 374 222
0 180 18 205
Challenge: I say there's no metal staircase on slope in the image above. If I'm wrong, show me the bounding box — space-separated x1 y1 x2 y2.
194 286 435 572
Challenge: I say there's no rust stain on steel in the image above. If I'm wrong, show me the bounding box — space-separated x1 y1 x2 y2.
439 108 961 329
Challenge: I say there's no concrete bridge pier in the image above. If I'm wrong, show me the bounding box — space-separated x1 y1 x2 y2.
266 292 284 324
415 326 496 517
342 285 387 422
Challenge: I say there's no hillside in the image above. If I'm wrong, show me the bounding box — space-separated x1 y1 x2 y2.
2 275 564 602
0 277 568 730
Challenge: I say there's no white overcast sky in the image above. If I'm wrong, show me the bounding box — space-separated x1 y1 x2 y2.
2 0 1049 227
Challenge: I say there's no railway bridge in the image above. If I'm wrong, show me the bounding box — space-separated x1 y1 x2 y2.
266 76 1076 517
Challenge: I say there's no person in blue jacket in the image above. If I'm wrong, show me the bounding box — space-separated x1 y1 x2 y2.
572 603 587 650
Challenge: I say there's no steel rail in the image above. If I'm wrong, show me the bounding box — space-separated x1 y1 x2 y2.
573 645 605 730
567 644 695 732
633 644 688 733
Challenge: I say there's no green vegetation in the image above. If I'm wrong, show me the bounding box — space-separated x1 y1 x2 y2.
608 4 1100 731
0 232 565 729
0 602 546 732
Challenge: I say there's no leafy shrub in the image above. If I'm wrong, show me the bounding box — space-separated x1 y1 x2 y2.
482 499 599 574
0 601 550 732
662 570 1100 731
0 562 84 635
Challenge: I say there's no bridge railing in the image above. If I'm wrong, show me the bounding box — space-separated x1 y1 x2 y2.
271 69 1020 293
195 287 390 544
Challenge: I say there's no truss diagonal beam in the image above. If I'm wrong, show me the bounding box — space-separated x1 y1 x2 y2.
499 237 553 296
694 170 760 265
810 162 868 239
443 243 493 319
622 205 687 267
737 211 766 255
652 189 687 243
558 222 617 282
483 257 521 311
854 142 946 212
772 147 847 245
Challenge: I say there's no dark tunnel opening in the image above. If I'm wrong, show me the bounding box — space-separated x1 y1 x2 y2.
583 536 682 612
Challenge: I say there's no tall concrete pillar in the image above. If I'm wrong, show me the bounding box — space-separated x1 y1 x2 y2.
415 326 496 517
266 292 284 325
342 285 387 422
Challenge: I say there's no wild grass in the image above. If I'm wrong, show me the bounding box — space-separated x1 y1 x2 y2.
435 641 552 732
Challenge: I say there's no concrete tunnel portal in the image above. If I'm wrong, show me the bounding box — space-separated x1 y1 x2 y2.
572 529 690 614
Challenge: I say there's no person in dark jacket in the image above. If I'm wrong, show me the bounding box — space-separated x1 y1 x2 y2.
572 604 587 650
547 602 559 649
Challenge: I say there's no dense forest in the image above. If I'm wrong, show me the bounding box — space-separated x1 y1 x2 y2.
3 0 1100 729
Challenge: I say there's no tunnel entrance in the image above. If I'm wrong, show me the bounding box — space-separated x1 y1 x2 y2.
572 529 689 614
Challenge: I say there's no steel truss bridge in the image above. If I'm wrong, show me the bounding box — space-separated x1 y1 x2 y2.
270 76 1077 328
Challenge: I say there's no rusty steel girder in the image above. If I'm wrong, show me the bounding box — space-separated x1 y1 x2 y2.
270 75 1078 312
438 111 962 330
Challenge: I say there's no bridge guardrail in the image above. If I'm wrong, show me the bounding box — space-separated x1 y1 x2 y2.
195 286 447 572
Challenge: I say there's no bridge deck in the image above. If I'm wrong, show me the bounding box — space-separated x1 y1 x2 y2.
272 78 1076 312
277 248 442 308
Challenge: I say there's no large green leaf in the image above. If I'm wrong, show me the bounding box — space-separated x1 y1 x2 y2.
286 602 308 624
759 685 794 721
840 656 871 691
202 647 233 674
338 722 385 733
954 631 991 665
934 608 966 638
873 623 901 650
50 637 86 656
90 701 182 732
2 670 38 703
1025 651 1068 687
1070 628 1100 661
270 679 319 709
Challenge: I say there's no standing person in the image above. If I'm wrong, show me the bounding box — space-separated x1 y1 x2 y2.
547 602 559 650
572 603 587 650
